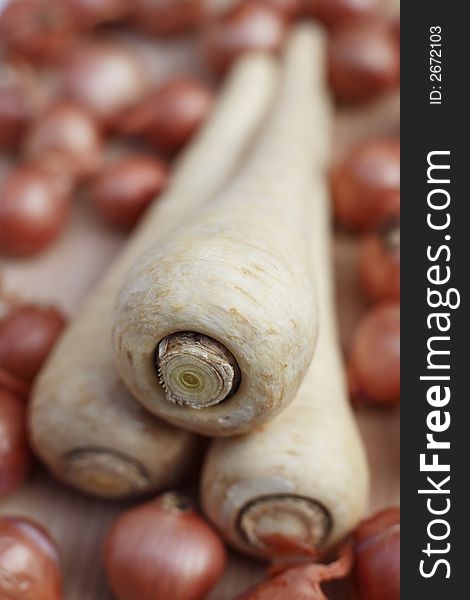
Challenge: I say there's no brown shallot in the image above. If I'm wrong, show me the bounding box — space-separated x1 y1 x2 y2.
0 517 62 600
328 19 400 103
120 79 214 153
67 0 128 27
330 137 400 231
359 216 400 302
61 40 147 127
0 368 30 400
103 492 226 600
0 0 78 64
200 1 287 76
90 155 169 229
131 0 204 36
354 508 400 600
0 63 36 151
24 101 103 181
348 302 400 406
0 304 66 383
305 0 380 30
235 542 353 600
0 163 71 257
261 0 303 20
0 390 31 497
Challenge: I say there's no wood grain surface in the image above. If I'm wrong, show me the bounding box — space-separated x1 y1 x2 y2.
0 7 399 599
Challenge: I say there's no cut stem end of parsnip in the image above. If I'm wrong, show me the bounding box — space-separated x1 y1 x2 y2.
155 331 241 409
63 448 150 498
238 495 331 553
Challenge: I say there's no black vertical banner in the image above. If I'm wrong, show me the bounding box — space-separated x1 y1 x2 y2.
401 2 467 598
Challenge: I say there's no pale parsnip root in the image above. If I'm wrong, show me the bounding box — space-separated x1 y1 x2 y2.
200 180 369 559
29 53 279 498
113 25 332 436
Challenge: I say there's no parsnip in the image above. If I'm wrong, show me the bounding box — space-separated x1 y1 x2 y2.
201 180 369 558
113 25 331 436
29 53 278 499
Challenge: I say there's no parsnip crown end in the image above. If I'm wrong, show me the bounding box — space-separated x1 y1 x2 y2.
238 494 332 554
155 331 241 409
63 447 150 498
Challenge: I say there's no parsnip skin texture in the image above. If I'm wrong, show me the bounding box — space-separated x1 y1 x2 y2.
200 181 369 558
113 25 332 437
29 54 279 499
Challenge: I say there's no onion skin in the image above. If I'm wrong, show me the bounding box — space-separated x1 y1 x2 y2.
355 508 400 544
0 164 71 257
328 19 400 104
359 218 400 302
354 508 400 600
61 41 147 127
0 62 42 151
0 84 32 151
131 0 204 36
91 155 169 229
0 368 30 400
103 492 227 600
234 543 353 600
235 566 330 599
0 516 62 600
0 390 31 497
330 137 400 231
0 305 66 384
120 79 214 153
305 0 380 29
24 101 103 181
200 2 287 77
348 302 400 406
0 0 78 64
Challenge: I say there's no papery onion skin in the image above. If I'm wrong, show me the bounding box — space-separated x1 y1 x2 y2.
235 565 329 600
328 19 400 104
120 79 214 153
354 508 400 600
200 2 288 77
61 41 147 127
91 155 169 229
330 137 400 231
0 516 62 600
24 101 103 181
237 570 323 599
234 543 353 600
103 492 227 600
0 163 71 257
0 305 66 383
348 302 400 406
0 390 31 497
